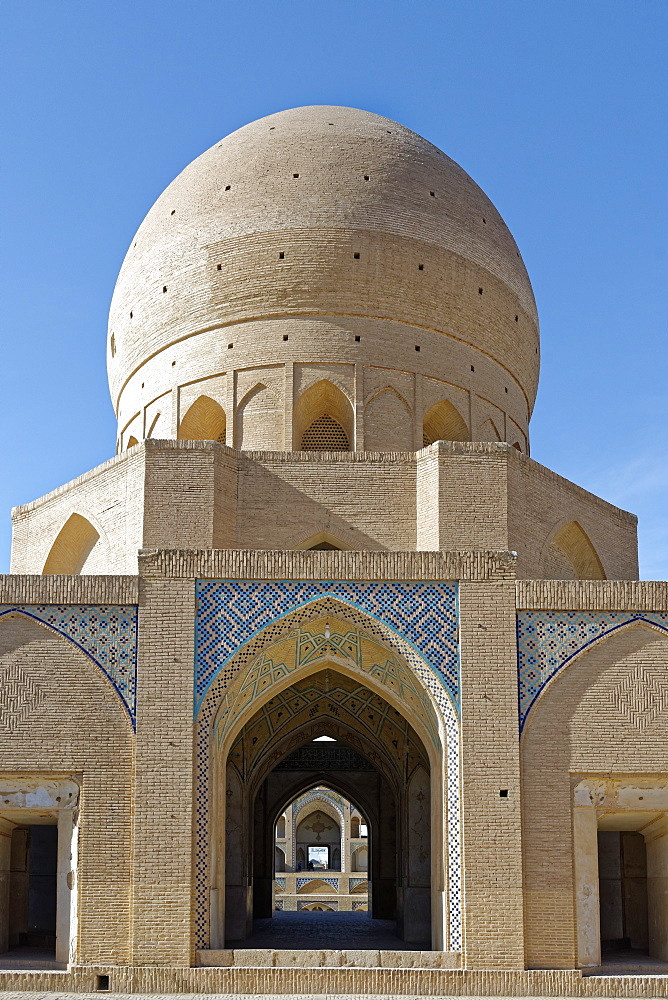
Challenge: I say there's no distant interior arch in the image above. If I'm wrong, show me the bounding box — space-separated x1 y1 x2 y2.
422 399 470 446
543 521 606 580
179 395 226 443
43 513 100 575
295 380 353 451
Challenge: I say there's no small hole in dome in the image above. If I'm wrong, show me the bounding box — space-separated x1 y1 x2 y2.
283 334 289 341
130 311 133 319
141 383 144 388
217 264 221 270
170 210 176 216
269 126 275 130
430 191 435 197
172 360 176 366
505 387 508 394
418 264 424 271
471 365 475 372
162 286 167 293
499 789 508 798
225 185 231 191
482 218 486 224
328 122 334 125
354 335 360 342
133 242 136 248
353 252 360 260
228 343 233 349
386 130 392 134
415 345 421 352
515 315 519 322
278 252 285 259
110 333 116 357
293 173 299 178
364 175 370 180
478 287 483 295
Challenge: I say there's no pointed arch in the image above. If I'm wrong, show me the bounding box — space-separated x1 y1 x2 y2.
364 386 412 451
542 520 606 580
42 513 100 575
293 531 352 551
480 417 502 442
294 380 353 451
194 585 460 951
422 399 470 446
237 382 282 450
178 395 226 443
296 878 337 894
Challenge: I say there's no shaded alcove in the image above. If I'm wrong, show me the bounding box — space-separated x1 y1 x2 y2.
219 668 434 949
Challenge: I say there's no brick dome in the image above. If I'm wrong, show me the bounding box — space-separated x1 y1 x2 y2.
108 106 539 453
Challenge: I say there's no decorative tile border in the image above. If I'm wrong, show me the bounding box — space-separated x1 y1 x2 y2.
0 605 138 727
296 876 339 890
517 610 668 731
194 580 462 952
196 580 459 711
349 877 368 888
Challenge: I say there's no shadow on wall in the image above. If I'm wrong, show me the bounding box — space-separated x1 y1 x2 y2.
42 513 100 575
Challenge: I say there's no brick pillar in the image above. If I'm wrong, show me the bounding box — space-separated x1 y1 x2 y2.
131 573 196 966
458 579 524 968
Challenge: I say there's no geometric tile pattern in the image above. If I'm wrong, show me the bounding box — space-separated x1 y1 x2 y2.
194 580 462 952
0 605 138 727
517 610 668 731
195 580 460 711
297 877 339 890
349 877 367 889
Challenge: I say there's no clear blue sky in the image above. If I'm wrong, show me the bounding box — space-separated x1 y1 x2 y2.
1 1 666 576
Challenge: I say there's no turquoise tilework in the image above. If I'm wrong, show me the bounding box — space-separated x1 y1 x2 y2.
0 604 138 726
517 610 668 731
194 579 462 952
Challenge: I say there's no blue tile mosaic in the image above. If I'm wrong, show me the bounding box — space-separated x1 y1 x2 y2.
194 579 462 952
0 604 138 727
517 610 668 731
196 580 460 711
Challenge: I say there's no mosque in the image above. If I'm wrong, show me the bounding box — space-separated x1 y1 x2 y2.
1 105 668 996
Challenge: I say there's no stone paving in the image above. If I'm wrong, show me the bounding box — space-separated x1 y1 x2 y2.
232 910 424 951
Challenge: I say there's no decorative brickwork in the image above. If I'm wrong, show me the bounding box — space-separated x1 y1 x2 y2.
0 604 138 725
517 610 668 730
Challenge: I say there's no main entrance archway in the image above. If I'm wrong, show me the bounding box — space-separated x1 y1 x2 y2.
194 587 460 955
236 669 431 944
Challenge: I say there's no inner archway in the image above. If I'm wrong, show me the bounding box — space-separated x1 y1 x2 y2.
273 783 369 913
218 665 436 949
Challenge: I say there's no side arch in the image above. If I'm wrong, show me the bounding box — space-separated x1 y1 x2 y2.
541 519 606 580
237 383 283 450
364 386 412 451
422 399 470 446
42 513 101 575
294 379 353 451
178 395 226 443
480 416 502 442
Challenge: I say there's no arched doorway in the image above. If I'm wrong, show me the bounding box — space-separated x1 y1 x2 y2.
195 591 458 955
